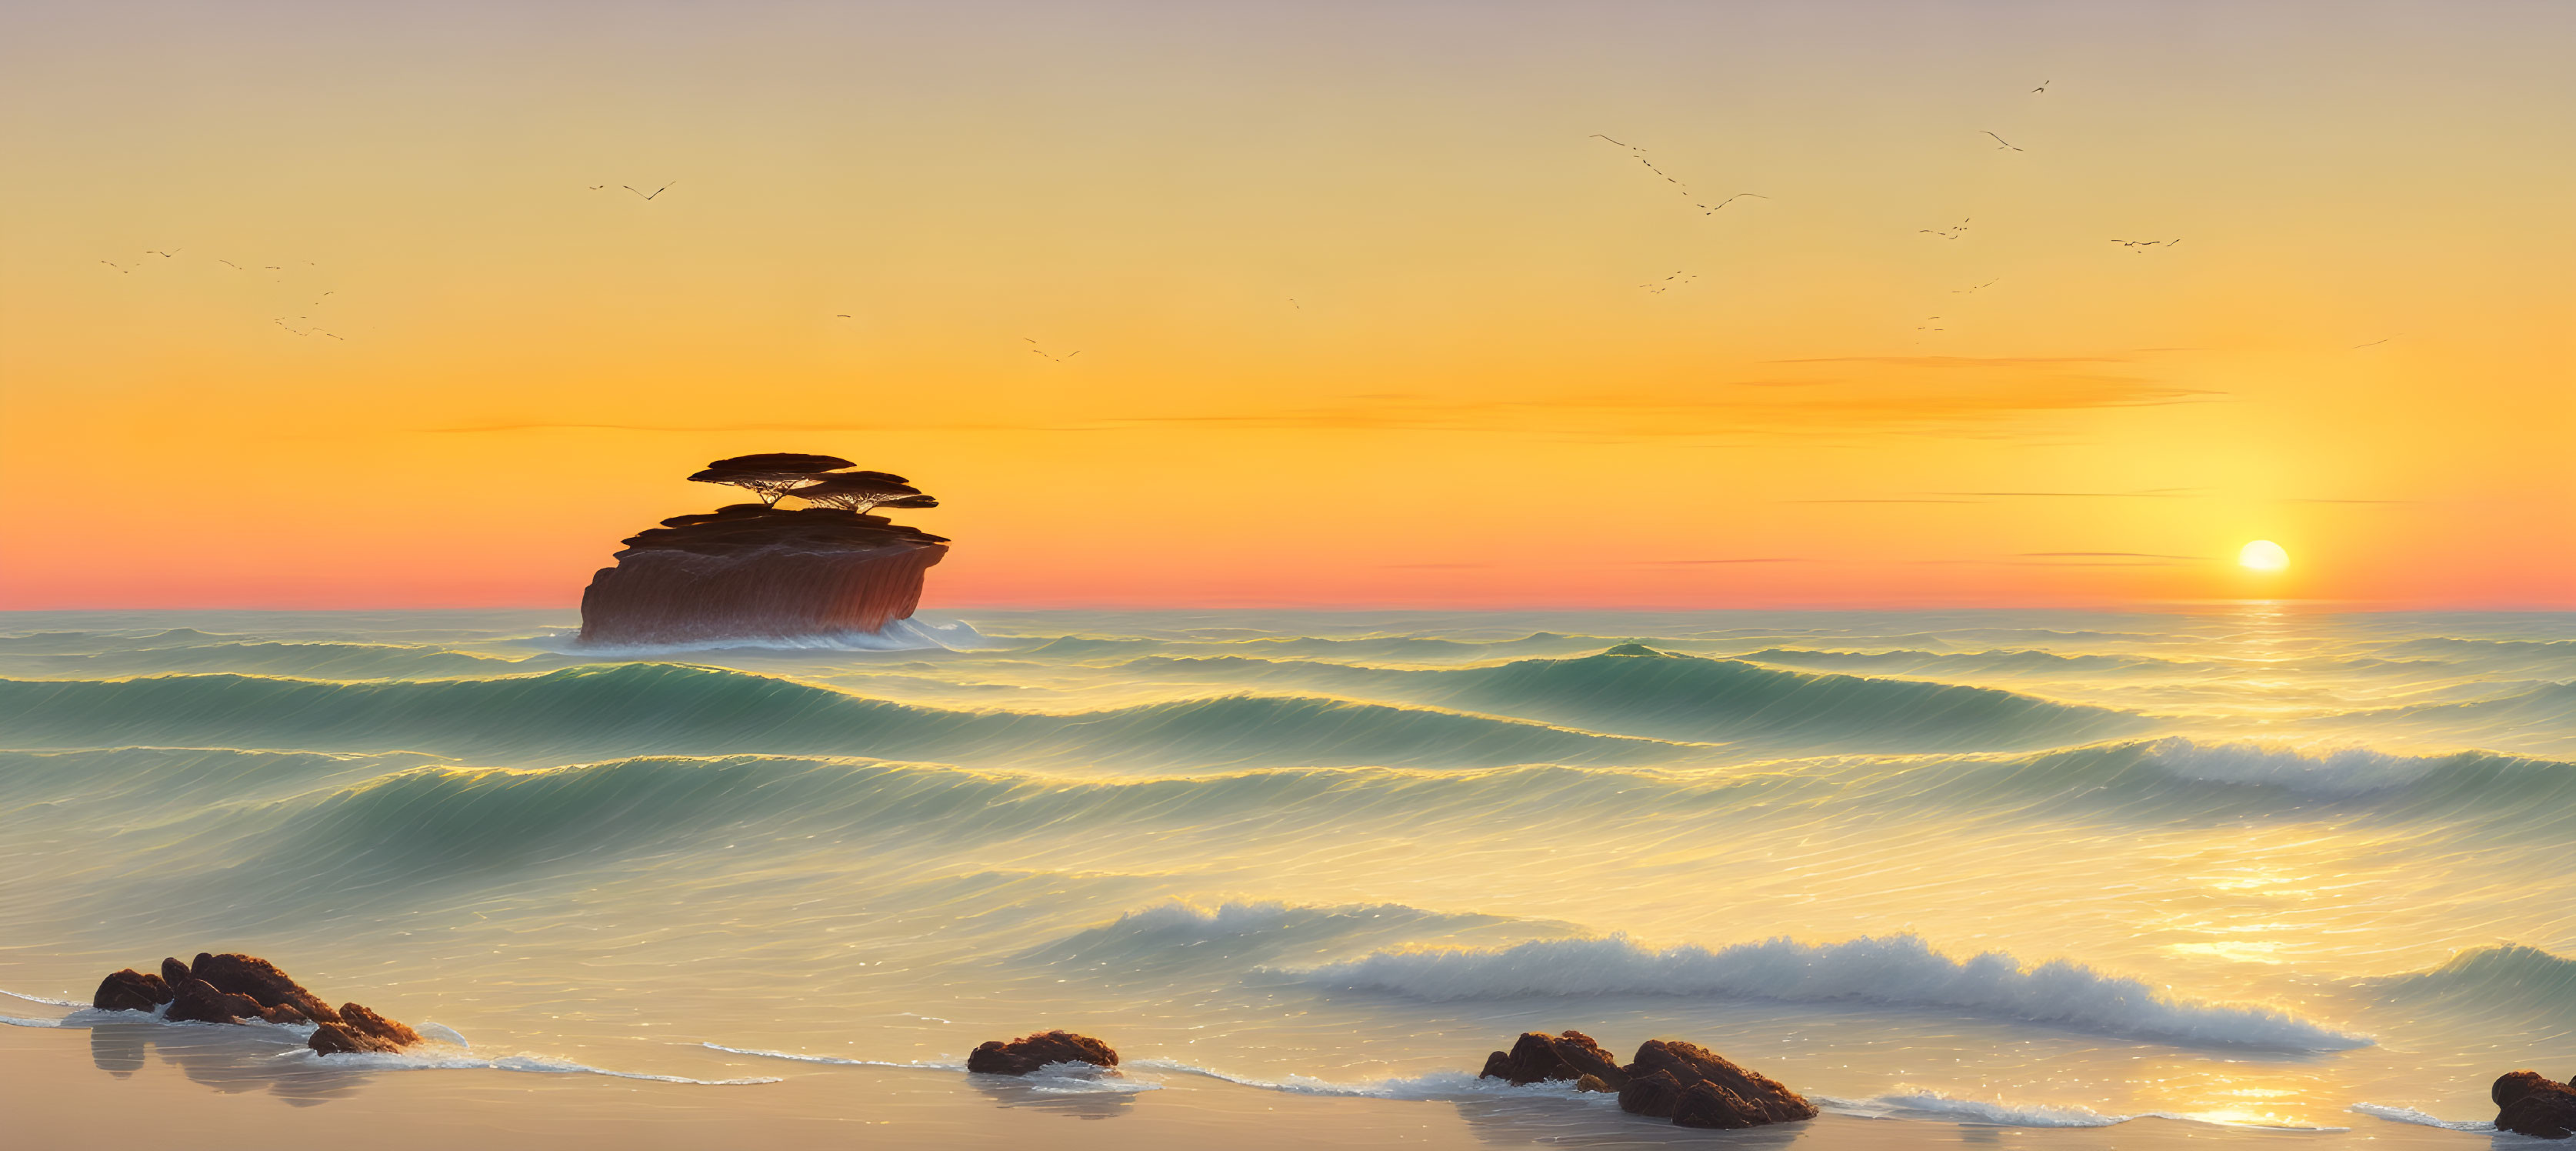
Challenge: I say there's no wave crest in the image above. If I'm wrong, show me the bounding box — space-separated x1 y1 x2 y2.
1294 933 2370 1051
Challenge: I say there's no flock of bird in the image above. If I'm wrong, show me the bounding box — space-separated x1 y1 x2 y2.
1594 78 2208 339
100 95 2411 356
95 249 342 339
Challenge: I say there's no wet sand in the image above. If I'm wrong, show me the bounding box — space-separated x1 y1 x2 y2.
1 1021 2479 1150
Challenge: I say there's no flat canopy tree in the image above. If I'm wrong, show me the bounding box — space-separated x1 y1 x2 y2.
688 453 861 505
791 473 931 514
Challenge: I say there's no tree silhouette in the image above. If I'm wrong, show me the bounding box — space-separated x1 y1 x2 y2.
688 453 861 506
791 472 932 514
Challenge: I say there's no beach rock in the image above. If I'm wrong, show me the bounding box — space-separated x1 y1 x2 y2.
1477 1030 1629 1089
1618 1069 1689 1119
91 969 172 1013
89 949 419 1053
965 1030 1119 1076
339 1002 421 1048
578 505 949 646
1574 1074 1612 1093
307 1021 403 1056
190 952 341 1023
1671 1081 1767 1129
165 979 267 1026
2494 1071 2576 1139
1618 1039 1815 1128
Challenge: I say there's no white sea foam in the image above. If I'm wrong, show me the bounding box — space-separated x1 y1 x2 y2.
1133 1059 1607 1102
1825 1089 2345 1131
1294 933 2371 1051
2349 1103 2497 1132
2139 738 2449 797
701 1041 963 1070
0 987 85 1008
272 1043 778 1086
700 1043 1153 1093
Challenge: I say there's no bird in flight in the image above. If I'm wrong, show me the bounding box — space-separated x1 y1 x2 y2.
2351 337 2393 349
2111 238 2182 252
588 185 607 190
834 314 853 319
218 259 245 271
1917 316 1945 331
1919 219 1971 240
624 182 675 201
1591 135 1762 216
144 249 180 259
1024 337 1081 362
2032 80 2051 93
1981 131 2023 152
1638 271 1698 295
1951 279 1998 293
100 260 130 273
1288 299 1300 309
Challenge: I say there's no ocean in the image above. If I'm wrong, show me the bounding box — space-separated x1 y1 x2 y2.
2 606 2570 1148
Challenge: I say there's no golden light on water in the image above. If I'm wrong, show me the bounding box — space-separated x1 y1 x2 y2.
2238 540 2291 572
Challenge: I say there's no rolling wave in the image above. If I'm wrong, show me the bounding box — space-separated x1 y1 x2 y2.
1025 900 1549 972
0 642 544 680
1425 646 2147 749
1100 644 2148 749
0 663 1689 768
1736 647 2187 677
45 736 2576 900
1295 934 2372 1050
2372 945 2576 1016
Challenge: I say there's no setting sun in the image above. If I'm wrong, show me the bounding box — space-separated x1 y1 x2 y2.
2240 540 2291 571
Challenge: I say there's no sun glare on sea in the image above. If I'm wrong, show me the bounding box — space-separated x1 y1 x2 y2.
2238 540 2291 571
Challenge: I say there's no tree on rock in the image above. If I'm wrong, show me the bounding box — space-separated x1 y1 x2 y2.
791 472 934 514
688 453 862 505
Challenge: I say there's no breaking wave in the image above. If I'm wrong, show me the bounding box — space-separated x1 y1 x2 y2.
1295 933 2371 1051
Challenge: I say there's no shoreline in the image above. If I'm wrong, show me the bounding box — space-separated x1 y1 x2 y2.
0 1003 2499 1149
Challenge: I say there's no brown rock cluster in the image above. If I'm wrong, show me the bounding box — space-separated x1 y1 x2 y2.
966 1030 1121 1076
2495 1071 2576 1139
88 951 425 1058
1478 1031 1817 1130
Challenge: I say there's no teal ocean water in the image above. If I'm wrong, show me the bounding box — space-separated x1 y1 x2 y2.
2 606 2571 1143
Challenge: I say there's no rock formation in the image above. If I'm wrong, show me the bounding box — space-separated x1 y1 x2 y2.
966 1030 1120 1076
88 951 425 1058
2495 1071 2576 1139
1475 1032 1815 1130
578 504 949 646
1478 1030 1628 1089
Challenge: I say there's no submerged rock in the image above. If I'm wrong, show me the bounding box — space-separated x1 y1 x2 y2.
91 969 173 1013
965 1030 1119 1076
1476 1030 1628 1089
86 950 420 1057
2495 1071 2576 1139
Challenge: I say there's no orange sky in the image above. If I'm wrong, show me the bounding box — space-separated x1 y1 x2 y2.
2 1 2568 609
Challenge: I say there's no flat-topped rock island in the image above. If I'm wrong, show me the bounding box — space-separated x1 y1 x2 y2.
577 453 949 646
